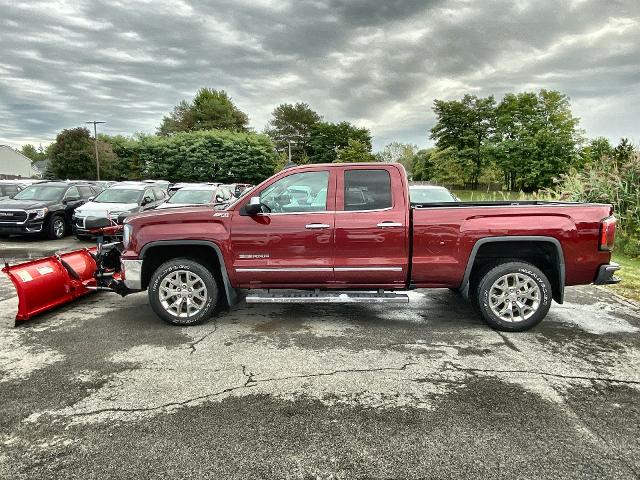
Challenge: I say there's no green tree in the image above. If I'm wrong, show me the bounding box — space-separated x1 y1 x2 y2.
48 128 117 180
308 121 373 164
100 134 145 180
410 149 435 181
264 102 322 164
376 142 418 175
20 144 46 162
489 90 581 191
127 130 277 183
335 139 376 163
158 88 249 135
430 94 496 189
613 138 635 166
578 137 613 168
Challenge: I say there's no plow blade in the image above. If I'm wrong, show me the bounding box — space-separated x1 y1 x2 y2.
2 248 98 322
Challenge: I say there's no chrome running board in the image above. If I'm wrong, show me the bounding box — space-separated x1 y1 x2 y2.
245 289 409 304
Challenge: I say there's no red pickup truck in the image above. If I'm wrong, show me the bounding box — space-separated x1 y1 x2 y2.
112 162 619 331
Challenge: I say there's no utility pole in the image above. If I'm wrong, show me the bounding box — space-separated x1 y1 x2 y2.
288 140 292 163
86 120 105 180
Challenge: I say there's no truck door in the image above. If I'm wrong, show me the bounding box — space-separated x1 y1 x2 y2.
230 169 336 287
333 166 409 287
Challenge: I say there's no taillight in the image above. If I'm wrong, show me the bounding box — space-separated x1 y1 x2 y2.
599 216 616 251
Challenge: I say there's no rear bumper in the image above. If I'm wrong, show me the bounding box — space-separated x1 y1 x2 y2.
594 262 621 285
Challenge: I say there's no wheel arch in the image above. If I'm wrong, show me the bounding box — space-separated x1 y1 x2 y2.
460 236 565 303
140 240 238 306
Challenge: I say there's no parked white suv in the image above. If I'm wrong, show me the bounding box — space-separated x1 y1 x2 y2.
73 183 167 239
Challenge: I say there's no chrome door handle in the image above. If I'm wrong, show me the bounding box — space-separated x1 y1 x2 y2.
305 223 330 229
377 222 403 228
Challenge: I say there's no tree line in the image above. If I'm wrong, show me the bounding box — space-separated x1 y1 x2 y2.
18 87 637 191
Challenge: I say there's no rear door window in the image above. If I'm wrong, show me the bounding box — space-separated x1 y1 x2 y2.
78 186 93 198
153 187 167 200
64 186 80 200
343 169 392 211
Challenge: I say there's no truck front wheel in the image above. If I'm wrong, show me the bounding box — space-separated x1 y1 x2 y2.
148 258 219 326
475 261 551 332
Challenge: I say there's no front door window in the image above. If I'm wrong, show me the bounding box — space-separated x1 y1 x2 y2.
260 171 329 213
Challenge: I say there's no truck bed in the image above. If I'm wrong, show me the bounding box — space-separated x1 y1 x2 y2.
410 201 613 290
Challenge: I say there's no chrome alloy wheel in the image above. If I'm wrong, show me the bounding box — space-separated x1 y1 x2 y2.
488 272 541 323
159 270 208 318
53 218 65 238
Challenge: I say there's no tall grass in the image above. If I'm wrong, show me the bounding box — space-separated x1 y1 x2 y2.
452 189 554 202
552 153 640 257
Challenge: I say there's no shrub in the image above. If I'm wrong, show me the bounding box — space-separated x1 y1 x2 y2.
108 130 278 184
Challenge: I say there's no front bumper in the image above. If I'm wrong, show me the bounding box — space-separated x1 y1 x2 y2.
594 262 621 285
0 222 44 235
121 259 143 290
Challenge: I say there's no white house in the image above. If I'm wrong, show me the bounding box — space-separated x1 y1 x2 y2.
0 145 39 179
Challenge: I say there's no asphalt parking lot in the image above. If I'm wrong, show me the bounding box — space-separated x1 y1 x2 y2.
1 238 639 479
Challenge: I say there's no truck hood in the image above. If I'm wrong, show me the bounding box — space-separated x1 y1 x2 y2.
75 201 139 218
0 199 51 210
124 205 231 253
126 205 218 224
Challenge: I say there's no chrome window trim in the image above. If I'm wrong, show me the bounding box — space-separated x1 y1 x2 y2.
254 206 396 216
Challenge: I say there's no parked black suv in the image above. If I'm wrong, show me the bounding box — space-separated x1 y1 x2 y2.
0 181 99 239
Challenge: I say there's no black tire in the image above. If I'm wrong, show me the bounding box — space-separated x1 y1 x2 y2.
148 258 219 326
475 261 551 332
47 214 67 240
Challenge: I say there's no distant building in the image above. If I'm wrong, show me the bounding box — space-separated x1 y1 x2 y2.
32 159 50 178
0 145 39 179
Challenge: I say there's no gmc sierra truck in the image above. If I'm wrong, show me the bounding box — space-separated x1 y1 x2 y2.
113 163 619 331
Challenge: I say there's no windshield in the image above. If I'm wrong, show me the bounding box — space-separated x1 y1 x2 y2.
168 189 214 204
93 189 142 204
13 185 65 201
410 188 456 203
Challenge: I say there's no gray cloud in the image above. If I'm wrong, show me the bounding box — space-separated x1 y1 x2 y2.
0 0 638 151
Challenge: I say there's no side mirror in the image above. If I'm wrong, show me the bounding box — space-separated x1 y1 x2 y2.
88 196 95 202
64 196 80 204
245 196 263 215
142 196 153 206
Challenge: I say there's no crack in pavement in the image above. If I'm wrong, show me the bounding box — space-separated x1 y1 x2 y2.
188 319 218 355
445 363 640 385
242 364 256 387
61 362 417 419
495 331 521 352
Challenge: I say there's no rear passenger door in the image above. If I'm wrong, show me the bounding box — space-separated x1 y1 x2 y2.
333 167 409 287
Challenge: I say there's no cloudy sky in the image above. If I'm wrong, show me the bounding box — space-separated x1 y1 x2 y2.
1 0 638 151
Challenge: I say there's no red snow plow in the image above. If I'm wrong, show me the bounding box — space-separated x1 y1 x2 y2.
2 218 128 324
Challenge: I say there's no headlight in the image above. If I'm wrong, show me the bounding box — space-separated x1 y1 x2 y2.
26 207 48 220
123 223 132 249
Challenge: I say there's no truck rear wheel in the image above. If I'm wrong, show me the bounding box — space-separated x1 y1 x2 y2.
475 261 551 332
148 258 219 326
